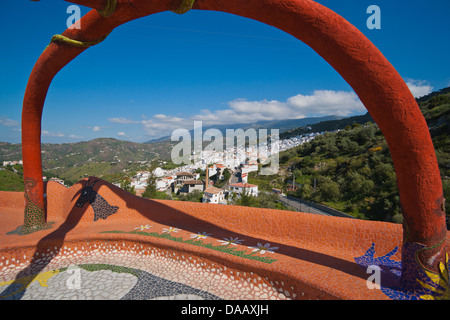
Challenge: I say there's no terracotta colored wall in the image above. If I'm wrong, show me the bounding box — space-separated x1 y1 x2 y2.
0 191 24 209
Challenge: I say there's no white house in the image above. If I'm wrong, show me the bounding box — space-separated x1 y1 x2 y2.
134 184 146 197
155 176 174 191
207 165 217 179
156 179 168 191
243 161 258 172
203 187 225 204
2 160 22 166
153 167 165 177
180 180 204 194
135 171 150 183
240 161 258 183
229 183 259 197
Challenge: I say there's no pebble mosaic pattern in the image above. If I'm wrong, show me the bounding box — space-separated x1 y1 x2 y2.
0 263 222 300
75 179 119 222
0 241 292 300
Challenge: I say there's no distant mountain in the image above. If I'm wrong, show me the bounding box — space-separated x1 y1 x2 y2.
0 115 372 169
0 138 176 170
144 115 342 143
280 113 374 139
416 86 450 103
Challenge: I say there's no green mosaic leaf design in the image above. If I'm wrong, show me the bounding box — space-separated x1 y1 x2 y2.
101 230 277 264
79 264 140 277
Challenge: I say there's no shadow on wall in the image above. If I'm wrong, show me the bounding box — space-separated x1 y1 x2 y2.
1 177 371 299
1 181 90 299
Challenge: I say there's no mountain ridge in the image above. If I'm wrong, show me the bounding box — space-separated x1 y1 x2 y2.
144 115 343 143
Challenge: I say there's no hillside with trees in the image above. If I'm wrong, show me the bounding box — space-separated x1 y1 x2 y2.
250 87 450 227
279 122 402 221
0 164 24 191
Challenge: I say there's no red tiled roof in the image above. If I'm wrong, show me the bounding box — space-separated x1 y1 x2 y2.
183 180 204 185
204 187 223 194
230 183 257 188
177 172 194 176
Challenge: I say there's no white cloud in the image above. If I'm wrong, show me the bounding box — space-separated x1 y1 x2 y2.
0 117 19 127
107 115 185 136
109 90 369 139
93 126 101 132
108 117 140 124
192 90 365 126
192 108 251 125
42 131 65 137
287 90 366 117
117 132 126 137
140 115 185 137
406 80 433 98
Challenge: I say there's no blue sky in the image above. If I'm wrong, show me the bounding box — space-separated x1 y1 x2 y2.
0 0 449 143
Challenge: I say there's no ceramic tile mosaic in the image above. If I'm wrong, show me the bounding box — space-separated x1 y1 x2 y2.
0 179 449 300
355 243 450 300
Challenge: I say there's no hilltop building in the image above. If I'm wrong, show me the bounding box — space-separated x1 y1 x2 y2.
176 172 195 182
2 160 23 166
240 161 258 183
229 182 259 197
156 176 174 191
180 180 204 194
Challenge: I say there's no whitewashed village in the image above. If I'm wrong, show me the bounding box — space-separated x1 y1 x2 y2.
1 132 324 205
117 132 322 204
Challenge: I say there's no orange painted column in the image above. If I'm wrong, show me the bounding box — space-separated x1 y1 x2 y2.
21 0 447 295
21 1 170 232
62 0 103 11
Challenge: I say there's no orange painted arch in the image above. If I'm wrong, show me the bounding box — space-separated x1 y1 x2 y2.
22 0 446 278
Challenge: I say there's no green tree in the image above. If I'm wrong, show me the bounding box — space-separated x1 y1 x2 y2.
317 180 340 202
228 190 258 207
338 136 358 154
296 181 313 200
346 172 372 198
120 178 135 195
0 169 24 191
142 170 158 199
222 168 231 181
178 190 203 202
